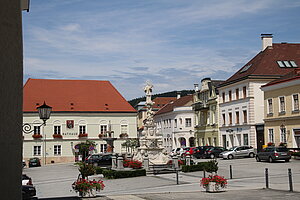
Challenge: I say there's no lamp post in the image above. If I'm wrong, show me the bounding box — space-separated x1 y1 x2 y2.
23 102 52 165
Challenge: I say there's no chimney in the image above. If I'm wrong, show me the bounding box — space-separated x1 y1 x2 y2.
261 34 273 51
194 84 199 92
177 91 181 99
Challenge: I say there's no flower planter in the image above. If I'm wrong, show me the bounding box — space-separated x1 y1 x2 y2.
53 134 62 139
78 133 88 138
32 134 42 139
79 189 96 198
206 182 224 193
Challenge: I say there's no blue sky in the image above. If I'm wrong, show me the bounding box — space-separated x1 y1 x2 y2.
23 0 300 100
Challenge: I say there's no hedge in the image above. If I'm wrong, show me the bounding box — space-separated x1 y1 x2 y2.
181 160 218 173
102 169 146 179
291 152 300 157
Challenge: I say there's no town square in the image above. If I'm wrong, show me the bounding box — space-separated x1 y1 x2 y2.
1 0 300 199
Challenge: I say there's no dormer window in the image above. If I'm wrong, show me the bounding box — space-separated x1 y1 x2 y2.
240 64 252 73
277 60 298 68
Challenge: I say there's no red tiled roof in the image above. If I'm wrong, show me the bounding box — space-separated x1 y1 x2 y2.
155 95 193 115
262 69 300 88
23 79 136 112
152 97 177 109
219 43 300 87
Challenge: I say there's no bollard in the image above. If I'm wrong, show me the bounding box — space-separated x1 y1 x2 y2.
111 153 117 169
143 155 149 171
172 155 179 169
117 155 124 170
265 168 269 189
186 152 191 166
230 165 233 179
288 168 293 192
203 170 206 178
176 169 179 185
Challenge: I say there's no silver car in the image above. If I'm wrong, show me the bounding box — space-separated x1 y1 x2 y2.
221 146 255 159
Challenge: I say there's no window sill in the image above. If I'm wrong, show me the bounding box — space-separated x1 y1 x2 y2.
279 111 286 115
267 113 273 117
292 110 299 114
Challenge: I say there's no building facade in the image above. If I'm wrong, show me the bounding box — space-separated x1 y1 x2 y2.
218 34 300 150
154 95 194 152
262 69 300 148
193 78 224 147
23 79 137 164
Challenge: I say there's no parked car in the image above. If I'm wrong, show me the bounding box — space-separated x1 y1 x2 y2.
256 146 291 162
221 146 255 159
22 174 33 186
87 153 113 167
22 160 26 168
28 157 41 167
22 185 36 199
203 147 228 159
194 146 213 159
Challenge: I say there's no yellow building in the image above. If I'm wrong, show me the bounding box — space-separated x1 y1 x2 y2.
193 78 224 146
262 69 300 148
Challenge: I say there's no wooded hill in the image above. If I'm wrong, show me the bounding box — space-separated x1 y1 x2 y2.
128 90 194 108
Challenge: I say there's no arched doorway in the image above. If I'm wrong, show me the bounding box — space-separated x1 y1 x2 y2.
178 137 186 147
189 137 195 147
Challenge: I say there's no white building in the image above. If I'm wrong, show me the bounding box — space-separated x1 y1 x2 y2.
218 34 300 150
23 79 137 164
154 95 194 152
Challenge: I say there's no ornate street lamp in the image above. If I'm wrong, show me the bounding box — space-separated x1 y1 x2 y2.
23 102 52 134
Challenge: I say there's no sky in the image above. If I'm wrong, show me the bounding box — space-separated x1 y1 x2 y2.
23 0 300 100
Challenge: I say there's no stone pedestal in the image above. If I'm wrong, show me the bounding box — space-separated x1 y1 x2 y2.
117 156 124 170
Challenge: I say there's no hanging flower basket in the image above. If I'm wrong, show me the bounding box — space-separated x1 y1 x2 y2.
32 134 42 139
119 133 128 139
201 175 227 193
53 134 62 139
98 133 104 138
267 142 275 146
78 133 88 138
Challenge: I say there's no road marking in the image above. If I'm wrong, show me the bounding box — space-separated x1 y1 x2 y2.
107 195 145 200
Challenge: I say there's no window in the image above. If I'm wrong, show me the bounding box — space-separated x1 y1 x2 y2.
228 113 232 125
213 138 217 146
185 118 192 127
240 64 252 73
179 118 182 125
243 110 247 123
277 60 298 68
268 129 274 143
229 91 232 101
222 114 226 125
243 134 249 146
236 88 239 100
267 99 273 114
279 96 285 112
79 125 86 134
33 146 41 156
34 126 41 135
121 124 128 135
174 119 177 128
54 126 61 134
100 144 107 153
54 145 61 155
100 125 107 134
243 87 247 98
293 94 299 111
280 128 287 143
236 111 240 124
169 119 171 128
222 92 225 103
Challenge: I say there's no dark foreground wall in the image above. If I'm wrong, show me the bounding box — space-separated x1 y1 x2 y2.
0 0 23 199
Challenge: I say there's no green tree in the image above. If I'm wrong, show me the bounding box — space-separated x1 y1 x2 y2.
122 139 138 154
76 140 96 161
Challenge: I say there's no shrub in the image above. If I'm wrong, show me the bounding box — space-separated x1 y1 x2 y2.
182 160 218 173
123 159 130 167
75 162 96 178
128 160 142 169
95 167 103 174
291 152 300 157
102 169 146 179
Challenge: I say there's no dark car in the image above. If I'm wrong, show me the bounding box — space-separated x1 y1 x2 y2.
22 185 36 199
87 153 113 167
28 157 41 167
194 146 213 159
256 146 291 162
203 147 227 159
